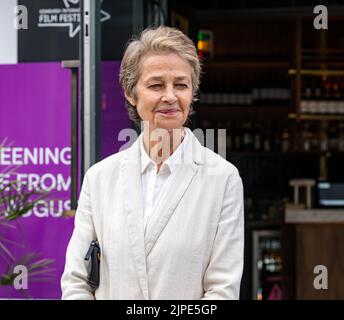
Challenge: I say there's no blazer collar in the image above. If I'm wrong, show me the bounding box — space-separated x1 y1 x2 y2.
144 128 203 254
121 137 148 299
121 128 204 299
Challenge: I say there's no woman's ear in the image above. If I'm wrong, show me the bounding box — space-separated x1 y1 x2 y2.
125 92 136 107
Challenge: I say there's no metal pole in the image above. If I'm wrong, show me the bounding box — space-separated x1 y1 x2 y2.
61 60 80 214
82 0 101 175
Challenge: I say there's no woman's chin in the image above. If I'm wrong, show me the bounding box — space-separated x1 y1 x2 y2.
156 121 184 131
153 116 184 130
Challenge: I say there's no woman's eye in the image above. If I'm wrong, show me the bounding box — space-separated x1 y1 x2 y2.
149 84 162 89
175 83 188 88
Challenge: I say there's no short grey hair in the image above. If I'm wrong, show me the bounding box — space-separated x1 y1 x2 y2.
119 25 201 124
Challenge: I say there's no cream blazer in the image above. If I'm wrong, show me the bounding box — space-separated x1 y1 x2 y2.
61 129 244 300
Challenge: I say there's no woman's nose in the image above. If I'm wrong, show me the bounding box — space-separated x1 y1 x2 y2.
161 85 177 103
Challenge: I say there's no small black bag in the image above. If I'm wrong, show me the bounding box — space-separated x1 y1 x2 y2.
84 240 100 289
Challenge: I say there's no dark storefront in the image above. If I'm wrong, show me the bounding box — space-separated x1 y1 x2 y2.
1 0 344 300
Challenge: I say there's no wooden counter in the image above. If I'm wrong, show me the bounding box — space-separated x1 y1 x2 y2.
285 209 344 224
284 209 344 299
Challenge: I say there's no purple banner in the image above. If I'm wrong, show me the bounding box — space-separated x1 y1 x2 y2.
101 61 132 158
0 62 73 299
0 61 130 299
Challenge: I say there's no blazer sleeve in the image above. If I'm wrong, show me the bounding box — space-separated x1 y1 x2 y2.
202 168 244 300
61 171 97 300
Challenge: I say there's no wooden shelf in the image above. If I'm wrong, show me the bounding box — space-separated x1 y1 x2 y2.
288 113 344 121
227 151 330 156
302 48 344 54
194 6 344 22
198 104 291 109
302 61 344 69
196 105 291 121
288 69 344 76
204 60 289 69
285 208 344 224
245 219 282 228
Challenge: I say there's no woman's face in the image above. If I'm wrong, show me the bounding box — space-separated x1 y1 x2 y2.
127 52 193 132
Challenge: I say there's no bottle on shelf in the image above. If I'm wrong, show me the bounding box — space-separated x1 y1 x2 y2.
258 236 283 300
234 121 242 151
262 124 272 152
300 76 344 115
280 127 290 152
207 73 216 105
332 78 343 114
273 125 281 152
213 73 222 105
319 121 329 152
304 78 312 99
328 122 339 152
226 121 233 150
242 121 254 151
300 122 312 152
322 78 331 100
253 123 262 151
314 77 323 99
310 122 320 151
288 121 298 152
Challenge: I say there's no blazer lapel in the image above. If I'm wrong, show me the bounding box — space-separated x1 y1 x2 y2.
121 138 149 299
144 131 204 257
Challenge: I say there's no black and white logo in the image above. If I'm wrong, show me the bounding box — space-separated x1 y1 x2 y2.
37 0 111 38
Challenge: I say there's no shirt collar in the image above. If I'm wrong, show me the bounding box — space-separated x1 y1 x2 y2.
140 135 155 174
140 127 188 174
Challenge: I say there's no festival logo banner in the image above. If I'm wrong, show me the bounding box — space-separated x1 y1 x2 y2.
17 0 132 62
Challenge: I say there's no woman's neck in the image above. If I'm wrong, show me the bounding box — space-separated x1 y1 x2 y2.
143 127 185 170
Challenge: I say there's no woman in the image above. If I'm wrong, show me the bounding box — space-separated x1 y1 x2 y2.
61 26 244 300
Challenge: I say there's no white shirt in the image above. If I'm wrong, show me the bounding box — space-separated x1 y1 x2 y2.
140 128 189 231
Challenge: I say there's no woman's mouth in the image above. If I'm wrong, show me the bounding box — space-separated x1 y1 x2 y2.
157 108 180 116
